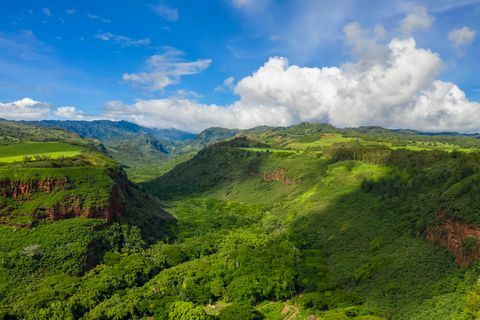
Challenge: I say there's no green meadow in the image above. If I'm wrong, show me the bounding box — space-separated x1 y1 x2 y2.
0 142 84 163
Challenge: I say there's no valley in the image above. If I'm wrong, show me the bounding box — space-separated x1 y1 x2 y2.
1 120 480 319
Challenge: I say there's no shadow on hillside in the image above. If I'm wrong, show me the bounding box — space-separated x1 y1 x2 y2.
286 184 460 319
141 144 464 319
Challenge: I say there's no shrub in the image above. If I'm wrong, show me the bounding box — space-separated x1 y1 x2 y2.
168 301 210 320
218 303 264 320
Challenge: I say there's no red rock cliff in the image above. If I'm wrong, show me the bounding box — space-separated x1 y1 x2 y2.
427 212 480 266
0 177 69 197
0 176 126 224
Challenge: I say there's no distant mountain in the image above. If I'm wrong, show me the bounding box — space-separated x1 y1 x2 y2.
183 127 239 151
26 120 196 181
26 120 196 142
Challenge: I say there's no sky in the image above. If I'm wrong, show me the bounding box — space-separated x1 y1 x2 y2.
1 0 480 132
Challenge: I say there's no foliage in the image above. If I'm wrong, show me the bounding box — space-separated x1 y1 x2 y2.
218 303 265 320
5 121 480 319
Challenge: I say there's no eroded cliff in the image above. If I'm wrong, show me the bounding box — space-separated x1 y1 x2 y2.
427 212 480 266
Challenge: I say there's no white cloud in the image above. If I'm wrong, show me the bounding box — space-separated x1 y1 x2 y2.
66 9 76 15
123 48 212 91
214 77 236 93
95 32 151 47
104 34 480 133
0 98 51 120
86 13 111 23
174 90 203 99
152 4 179 21
343 22 388 61
102 99 290 133
53 106 88 120
399 6 435 36
0 99 94 121
42 8 51 17
4 19 480 134
448 26 476 46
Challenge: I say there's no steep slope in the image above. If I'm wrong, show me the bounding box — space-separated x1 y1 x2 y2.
0 121 175 318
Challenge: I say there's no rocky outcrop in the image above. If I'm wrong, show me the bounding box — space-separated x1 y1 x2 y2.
256 168 300 185
36 185 125 223
0 175 126 225
427 212 480 266
0 177 69 198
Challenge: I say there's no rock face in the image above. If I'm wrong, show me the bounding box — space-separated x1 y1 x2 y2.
427 212 480 266
38 185 125 223
0 178 69 198
0 176 126 224
257 168 299 185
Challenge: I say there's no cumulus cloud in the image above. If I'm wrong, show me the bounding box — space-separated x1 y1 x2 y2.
152 4 179 21
123 48 212 91
102 99 291 133
53 106 89 120
399 6 435 36
105 33 480 133
0 99 94 122
0 98 51 120
95 32 151 47
214 77 236 93
448 26 476 46
343 22 388 61
5 21 480 134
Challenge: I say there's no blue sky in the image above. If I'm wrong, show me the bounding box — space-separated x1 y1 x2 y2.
1 0 480 132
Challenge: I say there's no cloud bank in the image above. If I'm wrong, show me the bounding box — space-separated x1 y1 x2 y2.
0 98 51 120
103 34 480 133
2 20 480 133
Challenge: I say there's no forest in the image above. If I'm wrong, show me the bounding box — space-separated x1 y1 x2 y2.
2 121 480 319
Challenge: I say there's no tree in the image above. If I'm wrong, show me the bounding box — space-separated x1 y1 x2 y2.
168 301 210 320
218 303 264 320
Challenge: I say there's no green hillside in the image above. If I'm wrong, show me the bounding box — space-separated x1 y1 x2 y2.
140 125 480 319
28 120 195 182
0 142 84 163
3 122 480 319
0 121 175 319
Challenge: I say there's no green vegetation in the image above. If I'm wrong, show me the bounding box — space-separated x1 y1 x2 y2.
0 119 86 146
28 120 194 182
4 121 480 319
0 120 175 319
0 142 84 163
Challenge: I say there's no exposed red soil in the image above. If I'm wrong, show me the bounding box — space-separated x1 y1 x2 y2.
256 168 299 185
0 177 68 198
0 177 125 224
427 211 480 266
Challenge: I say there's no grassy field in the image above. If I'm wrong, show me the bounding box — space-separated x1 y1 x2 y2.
0 142 84 163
